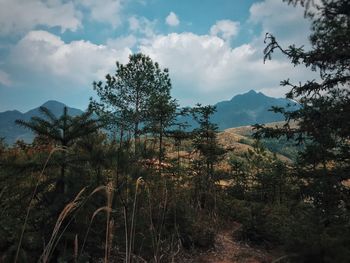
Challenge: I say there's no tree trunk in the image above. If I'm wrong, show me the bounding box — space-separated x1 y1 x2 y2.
158 120 163 174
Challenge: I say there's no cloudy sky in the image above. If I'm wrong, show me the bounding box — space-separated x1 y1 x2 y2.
0 0 318 112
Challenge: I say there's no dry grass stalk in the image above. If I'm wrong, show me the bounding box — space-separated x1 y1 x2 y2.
272 254 297 262
155 181 168 263
14 147 67 263
74 234 78 263
104 181 114 263
80 206 112 259
123 206 129 263
124 177 143 263
144 179 168 262
79 182 115 262
107 219 114 262
41 187 86 263
130 177 143 261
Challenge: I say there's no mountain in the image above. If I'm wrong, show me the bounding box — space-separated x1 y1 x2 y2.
178 90 298 130
0 101 83 144
24 100 83 118
0 91 298 145
212 90 298 130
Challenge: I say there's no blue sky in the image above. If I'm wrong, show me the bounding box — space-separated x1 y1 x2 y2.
0 0 318 112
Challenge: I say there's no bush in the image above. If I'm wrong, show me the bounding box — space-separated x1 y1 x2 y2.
191 218 216 249
284 206 350 263
177 210 216 250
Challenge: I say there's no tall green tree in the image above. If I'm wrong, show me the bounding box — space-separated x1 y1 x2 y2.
15 106 101 193
191 104 225 208
254 0 350 260
91 53 174 156
145 89 178 167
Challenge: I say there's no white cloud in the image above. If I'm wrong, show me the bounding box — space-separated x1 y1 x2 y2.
0 70 11 86
210 20 240 41
0 0 81 35
0 0 320 109
107 35 137 49
165 12 180 27
139 31 318 105
257 85 293 98
0 0 126 35
78 0 123 28
128 16 156 38
129 16 141 31
10 30 132 85
249 0 311 47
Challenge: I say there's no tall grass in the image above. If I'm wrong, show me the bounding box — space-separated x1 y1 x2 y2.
145 179 169 262
14 147 66 263
104 181 114 263
40 181 117 262
14 149 176 263
40 188 86 263
78 183 114 262
126 177 143 263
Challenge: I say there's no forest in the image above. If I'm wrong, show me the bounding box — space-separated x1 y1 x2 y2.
0 0 349 262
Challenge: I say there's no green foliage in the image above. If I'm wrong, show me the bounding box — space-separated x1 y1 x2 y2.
252 0 350 261
190 104 226 209
15 107 101 148
144 82 178 165
1 4 349 259
259 136 302 161
191 104 226 177
91 53 175 159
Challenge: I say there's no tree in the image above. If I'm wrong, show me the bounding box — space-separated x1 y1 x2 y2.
191 104 225 208
168 120 191 177
74 132 118 184
254 0 350 260
91 53 174 156
145 89 178 168
0 137 5 157
255 0 349 216
15 106 101 193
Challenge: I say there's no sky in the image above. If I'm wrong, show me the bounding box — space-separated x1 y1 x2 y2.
0 0 319 112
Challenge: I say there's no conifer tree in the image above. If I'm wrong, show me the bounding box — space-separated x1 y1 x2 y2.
91 53 174 156
254 0 350 227
15 107 101 193
145 88 178 167
191 104 225 208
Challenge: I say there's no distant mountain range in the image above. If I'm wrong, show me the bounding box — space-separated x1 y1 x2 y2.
0 91 298 145
212 90 297 129
0 101 83 144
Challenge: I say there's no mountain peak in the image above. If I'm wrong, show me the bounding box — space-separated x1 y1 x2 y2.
24 100 83 119
243 90 266 97
247 89 257 95
0 101 85 144
213 90 299 130
41 100 66 108
230 89 265 101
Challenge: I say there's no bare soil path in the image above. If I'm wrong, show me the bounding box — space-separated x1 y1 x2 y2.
193 227 273 263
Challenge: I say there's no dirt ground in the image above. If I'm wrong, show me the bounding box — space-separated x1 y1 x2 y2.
187 225 275 263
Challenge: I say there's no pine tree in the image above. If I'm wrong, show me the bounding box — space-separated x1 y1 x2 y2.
254 0 350 221
145 88 178 168
15 106 101 193
253 1 350 260
91 53 174 156
191 104 225 208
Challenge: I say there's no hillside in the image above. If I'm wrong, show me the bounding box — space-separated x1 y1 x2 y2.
218 121 300 162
